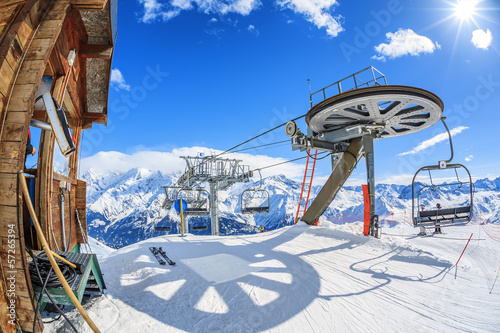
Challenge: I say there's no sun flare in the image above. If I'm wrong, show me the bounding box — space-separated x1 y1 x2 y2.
454 0 478 20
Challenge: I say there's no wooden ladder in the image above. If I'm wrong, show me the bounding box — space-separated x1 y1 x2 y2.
295 149 318 224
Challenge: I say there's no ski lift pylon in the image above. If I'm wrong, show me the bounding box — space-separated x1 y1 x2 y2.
411 117 474 228
241 170 270 214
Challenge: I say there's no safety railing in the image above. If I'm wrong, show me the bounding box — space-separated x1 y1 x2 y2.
309 66 387 107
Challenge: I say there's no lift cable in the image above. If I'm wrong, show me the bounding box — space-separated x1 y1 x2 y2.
231 140 290 154
216 113 307 157
250 151 330 172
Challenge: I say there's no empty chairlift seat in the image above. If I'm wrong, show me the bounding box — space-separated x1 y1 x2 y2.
415 205 472 227
241 188 270 214
412 163 474 228
154 218 173 232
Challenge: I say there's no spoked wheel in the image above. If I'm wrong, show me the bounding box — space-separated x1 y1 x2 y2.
306 85 444 137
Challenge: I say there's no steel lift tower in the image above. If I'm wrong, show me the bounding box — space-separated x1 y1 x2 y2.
286 67 444 236
177 156 251 235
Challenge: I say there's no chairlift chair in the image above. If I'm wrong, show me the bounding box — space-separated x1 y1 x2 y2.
241 170 270 214
177 187 210 216
161 186 180 210
411 118 474 229
153 217 174 232
190 220 208 230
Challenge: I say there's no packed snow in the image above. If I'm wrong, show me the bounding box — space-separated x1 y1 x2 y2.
46 221 500 332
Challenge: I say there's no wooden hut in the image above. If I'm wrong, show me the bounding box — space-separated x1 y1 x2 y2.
0 0 116 331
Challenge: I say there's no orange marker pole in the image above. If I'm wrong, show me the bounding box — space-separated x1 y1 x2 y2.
455 233 473 266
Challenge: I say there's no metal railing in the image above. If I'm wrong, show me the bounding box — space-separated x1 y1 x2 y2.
309 66 387 107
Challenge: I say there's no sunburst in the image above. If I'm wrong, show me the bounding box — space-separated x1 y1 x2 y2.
453 0 479 21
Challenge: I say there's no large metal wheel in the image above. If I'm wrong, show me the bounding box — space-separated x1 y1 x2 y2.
306 85 444 137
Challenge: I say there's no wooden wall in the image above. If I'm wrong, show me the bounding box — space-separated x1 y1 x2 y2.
0 1 69 331
0 1 109 331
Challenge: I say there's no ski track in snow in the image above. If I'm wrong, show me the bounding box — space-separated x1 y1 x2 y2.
45 223 500 332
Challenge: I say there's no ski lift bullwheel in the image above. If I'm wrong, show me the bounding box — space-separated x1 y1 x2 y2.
306 85 444 136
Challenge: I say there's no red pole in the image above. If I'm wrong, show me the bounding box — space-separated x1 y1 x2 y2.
455 233 473 266
295 150 311 224
362 185 370 236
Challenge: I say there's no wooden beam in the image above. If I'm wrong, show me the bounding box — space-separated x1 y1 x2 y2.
79 43 112 59
0 1 27 9
70 0 109 11
52 171 77 185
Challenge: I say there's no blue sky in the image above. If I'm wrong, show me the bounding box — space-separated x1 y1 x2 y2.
77 0 500 184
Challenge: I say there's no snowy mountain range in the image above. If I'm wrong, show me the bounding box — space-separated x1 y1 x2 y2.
83 168 500 247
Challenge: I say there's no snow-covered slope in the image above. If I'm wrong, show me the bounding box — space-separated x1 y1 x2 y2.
45 222 500 332
82 168 500 247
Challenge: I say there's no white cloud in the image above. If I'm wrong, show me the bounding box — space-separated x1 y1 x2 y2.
277 0 343 37
247 24 259 35
110 68 130 91
137 0 345 37
398 126 469 156
373 29 439 61
371 54 386 62
465 155 474 162
81 147 305 180
138 0 261 23
471 28 493 50
138 0 181 22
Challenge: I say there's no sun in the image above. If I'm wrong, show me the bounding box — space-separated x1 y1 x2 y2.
453 0 478 20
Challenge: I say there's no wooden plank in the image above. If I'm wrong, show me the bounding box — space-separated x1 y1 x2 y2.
0 5 18 25
0 141 22 160
11 59 44 85
0 237 24 271
0 205 17 226
37 130 53 249
0 158 20 173
70 0 108 11
52 172 77 185
0 173 17 206
24 37 50 60
6 83 34 111
0 1 28 8
44 2 69 22
0 122 24 142
0 264 17 333
34 19 62 39
79 44 112 59
75 179 86 242
16 17 33 49
13 293 42 332
0 56 14 97
4 110 27 124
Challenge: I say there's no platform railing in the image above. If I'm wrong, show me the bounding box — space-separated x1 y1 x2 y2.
309 66 387 107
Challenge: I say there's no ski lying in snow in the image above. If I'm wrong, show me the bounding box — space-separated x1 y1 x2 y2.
149 247 166 265
157 247 176 265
